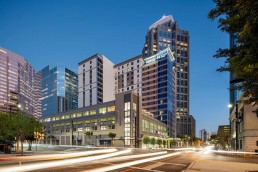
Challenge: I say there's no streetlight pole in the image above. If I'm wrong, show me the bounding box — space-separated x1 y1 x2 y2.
235 102 238 151
71 120 74 146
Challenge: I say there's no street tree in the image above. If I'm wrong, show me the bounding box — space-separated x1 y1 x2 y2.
0 111 42 155
208 0 258 100
156 139 162 148
150 138 156 148
143 136 150 148
108 132 116 146
217 132 230 150
162 140 167 148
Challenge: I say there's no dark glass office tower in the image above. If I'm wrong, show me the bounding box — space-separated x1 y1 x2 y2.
142 48 176 137
142 15 189 117
142 15 194 137
39 66 78 116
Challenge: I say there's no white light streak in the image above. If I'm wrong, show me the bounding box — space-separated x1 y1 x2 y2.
102 151 168 162
166 148 200 151
85 152 181 172
16 148 117 160
212 150 258 155
1 149 131 172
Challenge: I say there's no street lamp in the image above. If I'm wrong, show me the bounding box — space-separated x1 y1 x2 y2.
228 104 233 108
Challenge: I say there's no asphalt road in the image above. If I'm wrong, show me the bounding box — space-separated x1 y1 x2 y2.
0 147 258 172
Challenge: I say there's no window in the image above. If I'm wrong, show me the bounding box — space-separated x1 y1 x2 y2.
84 111 89 116
99 107 106 114
108 117 115 124
101 126 107 130
90 110 96 115
108 106 115 112
77 113 82 118
85 120 90 126
100 118 106 122
91 126 97 130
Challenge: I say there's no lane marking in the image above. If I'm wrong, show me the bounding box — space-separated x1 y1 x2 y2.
84 152 181 172
164 162 187 166
143 162 165 170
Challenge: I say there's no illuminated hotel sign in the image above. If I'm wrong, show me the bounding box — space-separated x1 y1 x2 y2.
144 49 171 64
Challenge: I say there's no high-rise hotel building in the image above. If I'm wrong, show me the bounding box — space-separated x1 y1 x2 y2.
0 47 41 117
78 54 114 108
142 15 189 117
39 65 78 116
142 15 195 137
142 48 176 136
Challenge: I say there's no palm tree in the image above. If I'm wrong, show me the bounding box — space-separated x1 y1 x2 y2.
108 132 116 146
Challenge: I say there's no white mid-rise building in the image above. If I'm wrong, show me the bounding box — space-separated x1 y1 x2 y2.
114 55 143 96
78 54 114 108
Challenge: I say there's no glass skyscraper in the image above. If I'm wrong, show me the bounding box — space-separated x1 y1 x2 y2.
142 48 176 137
39 65 78 116
0 47 41 118
142 15 190 117
142 15 194 137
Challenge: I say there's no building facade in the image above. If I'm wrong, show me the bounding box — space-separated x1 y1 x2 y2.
176 115 195 138
0 47 41 117
142 48 176 137
142 15 190 117
78 54 114 108
230 94 258 152
142 15 194 137
41 91 168 148
39 65 78 116
200 129 208 143
114 55 143 96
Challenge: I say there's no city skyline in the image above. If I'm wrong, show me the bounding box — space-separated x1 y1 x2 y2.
0 0 229 133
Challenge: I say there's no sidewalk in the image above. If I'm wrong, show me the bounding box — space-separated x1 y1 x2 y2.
184 159 258 172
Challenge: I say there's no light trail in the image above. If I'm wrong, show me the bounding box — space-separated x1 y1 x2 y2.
211 150 258 155
84 152 181 172
0 149 131 172
14 148 117 161
99 151 168 162
166 148 200 151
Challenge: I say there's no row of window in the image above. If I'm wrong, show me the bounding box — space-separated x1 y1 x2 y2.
117 60 141 71
42 106 116 122
142 119 166 134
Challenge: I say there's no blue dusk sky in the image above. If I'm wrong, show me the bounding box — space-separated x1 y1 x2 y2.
0 0 229 136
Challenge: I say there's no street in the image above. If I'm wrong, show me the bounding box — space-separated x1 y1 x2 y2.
0 146 258 172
